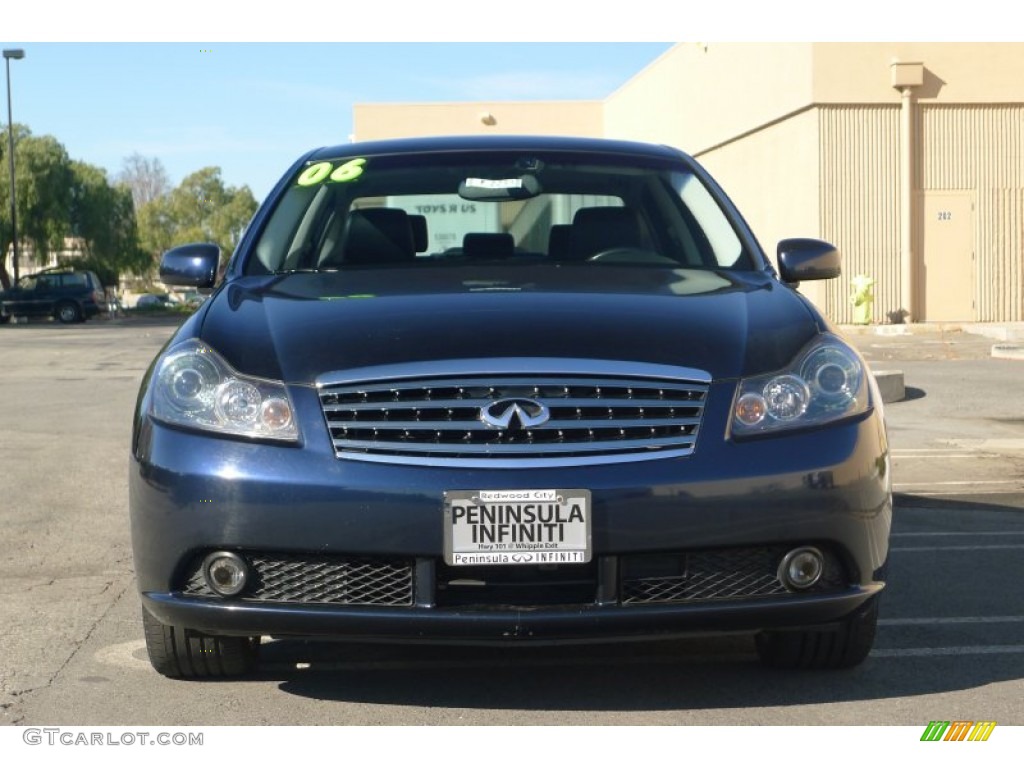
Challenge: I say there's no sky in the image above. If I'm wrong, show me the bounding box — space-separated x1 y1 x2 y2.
2 1 1007 203
0 42 673 202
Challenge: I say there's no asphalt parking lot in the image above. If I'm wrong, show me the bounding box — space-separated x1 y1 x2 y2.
0 318 1021 726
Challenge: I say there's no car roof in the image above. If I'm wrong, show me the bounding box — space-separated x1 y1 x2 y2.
307 135 693 164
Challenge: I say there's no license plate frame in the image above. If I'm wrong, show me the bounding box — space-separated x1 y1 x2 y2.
443 489 592 566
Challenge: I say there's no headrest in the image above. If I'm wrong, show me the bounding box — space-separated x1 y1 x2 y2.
341 208 416 265
547 224 571 260
463 232 515 260
569 207 645 261
408 214 429 253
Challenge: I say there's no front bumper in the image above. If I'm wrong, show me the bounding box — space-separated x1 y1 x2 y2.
142 585 883 644
130 380 891 642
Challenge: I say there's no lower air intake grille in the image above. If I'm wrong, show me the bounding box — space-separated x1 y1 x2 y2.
620 546 846 605
182 553 414 606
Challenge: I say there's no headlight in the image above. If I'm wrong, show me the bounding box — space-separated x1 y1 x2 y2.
731 334 868 437
150 339 299 441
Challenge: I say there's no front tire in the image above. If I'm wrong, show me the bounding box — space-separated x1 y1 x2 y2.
142 608 259 678
56 301 82 324
755 597 879 670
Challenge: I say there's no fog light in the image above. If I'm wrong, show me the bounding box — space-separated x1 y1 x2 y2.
202 551 249 596
778 547 824 591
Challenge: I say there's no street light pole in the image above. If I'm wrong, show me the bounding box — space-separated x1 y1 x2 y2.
4 48 25 284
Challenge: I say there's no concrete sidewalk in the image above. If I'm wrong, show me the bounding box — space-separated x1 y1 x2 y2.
839 322 1024 362
839 321 1024 340
837 322 1024 403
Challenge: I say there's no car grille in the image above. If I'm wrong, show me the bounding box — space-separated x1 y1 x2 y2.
318 372 708 467
620 547 847 605
182 553 414 606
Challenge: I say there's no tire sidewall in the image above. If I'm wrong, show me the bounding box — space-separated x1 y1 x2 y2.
57 302 81 324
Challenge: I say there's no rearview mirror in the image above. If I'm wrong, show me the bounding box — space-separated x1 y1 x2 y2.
458 174 541 201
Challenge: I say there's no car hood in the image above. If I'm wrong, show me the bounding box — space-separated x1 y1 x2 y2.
198 267 822 383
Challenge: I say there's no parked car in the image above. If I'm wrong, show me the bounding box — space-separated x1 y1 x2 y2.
0 267 105 324
130 135 892 677
135 293 180 310
180 290 207 309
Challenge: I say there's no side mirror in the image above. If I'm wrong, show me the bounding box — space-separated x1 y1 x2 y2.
159 243 220 289
777 239 841 284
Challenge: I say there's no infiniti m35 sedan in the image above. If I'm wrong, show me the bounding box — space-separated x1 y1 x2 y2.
130 135 891 677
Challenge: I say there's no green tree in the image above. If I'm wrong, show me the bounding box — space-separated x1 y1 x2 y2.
136 195 176 265
67 161 149 285
137 166 256 266
0 125 73 288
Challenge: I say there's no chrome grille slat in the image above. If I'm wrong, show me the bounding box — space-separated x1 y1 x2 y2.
544 417 701 428
332 435 698 454
323 397 703 412
324 375 710 394
327 417 702 430
319 368 708 467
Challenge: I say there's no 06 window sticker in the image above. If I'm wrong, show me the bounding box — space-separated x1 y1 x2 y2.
296 157 367 187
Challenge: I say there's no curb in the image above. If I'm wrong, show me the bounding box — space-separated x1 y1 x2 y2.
838 322 1024 340
872 370 906 403
991 344 1024 361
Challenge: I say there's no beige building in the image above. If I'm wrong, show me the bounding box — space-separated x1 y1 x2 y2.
354 43 1024 324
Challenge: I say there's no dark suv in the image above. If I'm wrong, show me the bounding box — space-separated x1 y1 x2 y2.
0 268 106 324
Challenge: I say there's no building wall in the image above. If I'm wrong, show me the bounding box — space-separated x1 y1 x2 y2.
603 43 815 154
818 106 902 324
693 109 827 311
811 43 1024 105
602 43 1024 324
688 101 1024 326
919 105 1024 321
352 101 603 141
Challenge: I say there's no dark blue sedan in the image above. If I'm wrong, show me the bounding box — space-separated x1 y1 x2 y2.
130 135 891 677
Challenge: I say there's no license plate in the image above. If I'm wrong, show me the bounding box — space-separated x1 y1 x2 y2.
443 489 592 566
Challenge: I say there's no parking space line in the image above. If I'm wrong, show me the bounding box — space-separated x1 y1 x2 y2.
897 490 1024 497
891 531 1024 537
898 456 990 459
880 616 1024 626
891 544 1024 551
893 481 1020 487
892 452 999 459
256 654 748 673
872 645 1024 658
258 644 1024 671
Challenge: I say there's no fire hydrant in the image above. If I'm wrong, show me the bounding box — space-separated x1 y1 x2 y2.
850 275 875 325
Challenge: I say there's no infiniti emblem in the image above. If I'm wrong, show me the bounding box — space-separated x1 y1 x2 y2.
480 398 551 430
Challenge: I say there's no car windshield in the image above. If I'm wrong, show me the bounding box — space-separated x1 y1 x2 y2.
245 150 754 275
